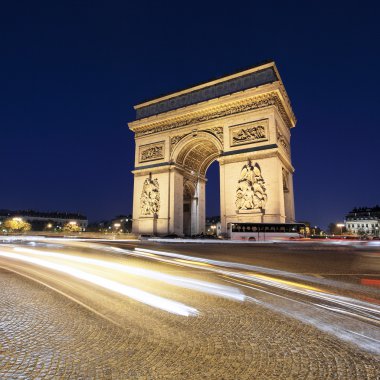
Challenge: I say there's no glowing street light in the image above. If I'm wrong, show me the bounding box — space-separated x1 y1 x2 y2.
337 223 345 235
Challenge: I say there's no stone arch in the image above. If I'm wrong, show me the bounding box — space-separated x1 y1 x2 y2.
129 62 297 236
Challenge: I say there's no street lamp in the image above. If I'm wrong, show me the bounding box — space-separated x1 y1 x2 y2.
337 223 345 235
113 223 121 234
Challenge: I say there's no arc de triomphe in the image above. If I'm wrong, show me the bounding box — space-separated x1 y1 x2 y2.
129 61 297 236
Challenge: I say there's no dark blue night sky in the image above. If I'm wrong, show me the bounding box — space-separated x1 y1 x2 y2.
1 1 379 228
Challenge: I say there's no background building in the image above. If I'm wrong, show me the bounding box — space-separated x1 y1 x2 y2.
345 206 380 237
206 216 221 236
0 209 88 231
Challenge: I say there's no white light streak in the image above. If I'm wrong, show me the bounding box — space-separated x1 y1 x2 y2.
12 247 244 302
0 249 198 317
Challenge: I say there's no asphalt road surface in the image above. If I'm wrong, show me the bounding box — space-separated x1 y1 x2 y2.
0 237 379 379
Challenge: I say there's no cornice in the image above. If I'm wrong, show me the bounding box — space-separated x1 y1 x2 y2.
130 91 293 138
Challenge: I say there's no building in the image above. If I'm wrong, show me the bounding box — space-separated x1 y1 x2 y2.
0 209 88 231
129 61 297 236
345 206 380 236
205 216 221 236
110 215 133 233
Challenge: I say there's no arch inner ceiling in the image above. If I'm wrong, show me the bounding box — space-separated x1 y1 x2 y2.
176 139 220 176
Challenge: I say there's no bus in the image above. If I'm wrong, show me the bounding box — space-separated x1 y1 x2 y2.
227 222 306 241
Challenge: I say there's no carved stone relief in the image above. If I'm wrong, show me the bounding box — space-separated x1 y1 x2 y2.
139 141 165 163
230 120 268 147
140 175 160 216
170 127 223 152
208 127 223 143
276 128 290 154
170 134 186 147
235 161 267 211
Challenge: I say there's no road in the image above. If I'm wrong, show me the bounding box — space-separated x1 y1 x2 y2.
0 237 379 379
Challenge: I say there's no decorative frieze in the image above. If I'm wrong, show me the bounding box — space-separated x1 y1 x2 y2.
139 141 165 163
133 92 291 137
235 161 267 211
140 175 160 216
230 119 268 147
170 134 186 147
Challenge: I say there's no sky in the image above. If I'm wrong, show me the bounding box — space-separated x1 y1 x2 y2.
1 0 379 228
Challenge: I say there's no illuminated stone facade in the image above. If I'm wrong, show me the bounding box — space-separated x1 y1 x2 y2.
129 61 297 236
345 207 380 236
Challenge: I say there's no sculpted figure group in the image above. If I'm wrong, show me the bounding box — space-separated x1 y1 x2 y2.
140 176 160 216
235 161 267 211
232 125 266 145
140 145 163 162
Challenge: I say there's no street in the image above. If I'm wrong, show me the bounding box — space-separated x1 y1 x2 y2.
1 237 379 379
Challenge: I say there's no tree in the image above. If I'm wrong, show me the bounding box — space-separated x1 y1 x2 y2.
327 222 346 235
62 221 82 233
2 218 31 233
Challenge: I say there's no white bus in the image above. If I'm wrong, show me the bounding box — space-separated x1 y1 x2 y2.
227 222 306 241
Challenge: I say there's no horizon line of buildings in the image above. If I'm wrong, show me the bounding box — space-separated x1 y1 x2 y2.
1 206 379 237
0 209 88 230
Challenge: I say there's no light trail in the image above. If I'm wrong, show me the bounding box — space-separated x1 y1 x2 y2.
130 247 380 354
132 247 380 297
0 248 198 317
133 247 380 318
1 239 380 354
12 246 245 302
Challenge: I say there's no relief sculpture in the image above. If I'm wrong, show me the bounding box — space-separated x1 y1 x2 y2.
170 134 186 147
208 127 223 143
140 176 160 216
235 161 267 211
277 128 289 154
230 120 268 146
139 142 164 162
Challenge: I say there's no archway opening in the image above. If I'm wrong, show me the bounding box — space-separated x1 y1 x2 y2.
172 134 222 236
205 160 220 234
